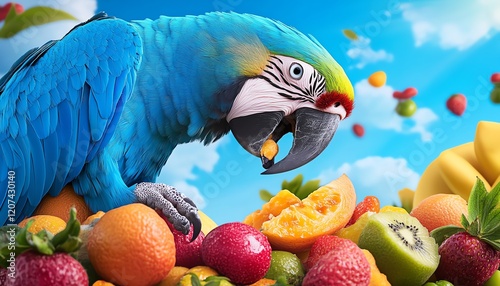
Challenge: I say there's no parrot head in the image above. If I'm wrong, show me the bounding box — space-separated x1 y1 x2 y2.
221 13 354 174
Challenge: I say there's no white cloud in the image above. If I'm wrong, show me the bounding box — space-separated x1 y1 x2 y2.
401 0 500 50
317 156 420 206
156 138 229 209
0 0 97 73
343 80 438 141
346 36 394 69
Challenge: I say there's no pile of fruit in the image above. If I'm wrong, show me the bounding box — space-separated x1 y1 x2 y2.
1 121 500 286
1 172 499 286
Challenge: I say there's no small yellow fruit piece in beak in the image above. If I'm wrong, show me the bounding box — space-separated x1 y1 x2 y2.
261 138 279 169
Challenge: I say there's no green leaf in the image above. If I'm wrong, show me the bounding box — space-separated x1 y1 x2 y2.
430 225 465 245
31 233 54 255
295 179 320 200
460 213 470 229
0 6 77 38
481 181 500 235
259 189 274 202
467 177 487 226
284 174 303 194
189 273 203 286
480 236 500 251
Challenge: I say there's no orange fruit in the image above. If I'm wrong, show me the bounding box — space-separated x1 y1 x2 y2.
18 215 66 234
87 203 175 286
92 280 115 286
243 189 302 229
82 211 105 225
410 193 468 232
361 249 391 286
367 71 387 87
248 278 277 286
258 174 356 253
33 184 93 223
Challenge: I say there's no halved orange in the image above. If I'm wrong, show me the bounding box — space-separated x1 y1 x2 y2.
252 174 356 253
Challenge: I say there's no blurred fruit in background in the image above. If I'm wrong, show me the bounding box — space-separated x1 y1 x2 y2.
446 93 467 116
490 73 500 103
367 71 386 87
352 123 365 137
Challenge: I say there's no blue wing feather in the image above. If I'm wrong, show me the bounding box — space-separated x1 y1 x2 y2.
0 12 143 225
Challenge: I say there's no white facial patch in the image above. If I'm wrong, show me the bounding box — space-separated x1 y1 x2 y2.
227 55 346 122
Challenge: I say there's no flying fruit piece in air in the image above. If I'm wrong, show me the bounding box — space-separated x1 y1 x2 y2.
395 99 417 117
358 211 440 286
367 71 387 87
352 123 365 137
342 29 358 41
393 87 418 100
0 2 24 21
261 138 279 169
446 93 467 116
490 73 500 103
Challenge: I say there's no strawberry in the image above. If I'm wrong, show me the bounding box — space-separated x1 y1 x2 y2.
346 195 380 226
352 123 365 137
157 210 206 268
446 93 467 116
436 232 500 286
491 73 500 84
0 208 88 286
431 178 500 286
304 235 360 271
201 222 271 285
0 2 24 21
302 236 370 286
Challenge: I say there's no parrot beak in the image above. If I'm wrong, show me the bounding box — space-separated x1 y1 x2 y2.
229 107 340 174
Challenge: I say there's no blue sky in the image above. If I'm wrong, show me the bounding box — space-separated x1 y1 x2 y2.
1 0 499 224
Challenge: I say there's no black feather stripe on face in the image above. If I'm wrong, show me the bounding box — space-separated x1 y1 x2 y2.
256 56 326 104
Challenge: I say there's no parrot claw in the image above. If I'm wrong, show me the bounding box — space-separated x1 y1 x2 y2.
134 182 201 241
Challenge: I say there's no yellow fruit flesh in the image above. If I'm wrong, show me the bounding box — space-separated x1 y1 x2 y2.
261 138 279 161
361 249 391 286
334 211 374 244
157 266 189 286
243 189 302 230
261 174 356 253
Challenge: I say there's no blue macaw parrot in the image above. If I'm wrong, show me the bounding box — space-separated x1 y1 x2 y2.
0 12 354 238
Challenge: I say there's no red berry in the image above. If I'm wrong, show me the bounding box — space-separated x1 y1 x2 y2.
346 195 380 226
201 222 271 285
0 2 24 21
304 235 361 271
491 73 500 83
5 251 88 286
157 210 205 268
446 93 467 116
393 87 418 100
435 232 500 286
352 124 365 137
303 237 371 286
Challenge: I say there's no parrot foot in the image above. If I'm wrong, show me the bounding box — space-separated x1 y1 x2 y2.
134 182 201 241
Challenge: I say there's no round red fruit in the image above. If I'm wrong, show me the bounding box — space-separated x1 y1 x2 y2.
303 237 370 286
160 211 206 268
201 222 272 285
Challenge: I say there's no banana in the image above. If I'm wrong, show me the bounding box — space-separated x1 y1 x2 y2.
438 148 491 200
474 121 500 185
413 158 454 207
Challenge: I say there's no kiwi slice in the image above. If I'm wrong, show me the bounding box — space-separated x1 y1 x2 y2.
358 211 439 286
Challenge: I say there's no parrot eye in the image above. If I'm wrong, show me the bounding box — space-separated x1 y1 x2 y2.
289 63 303 80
